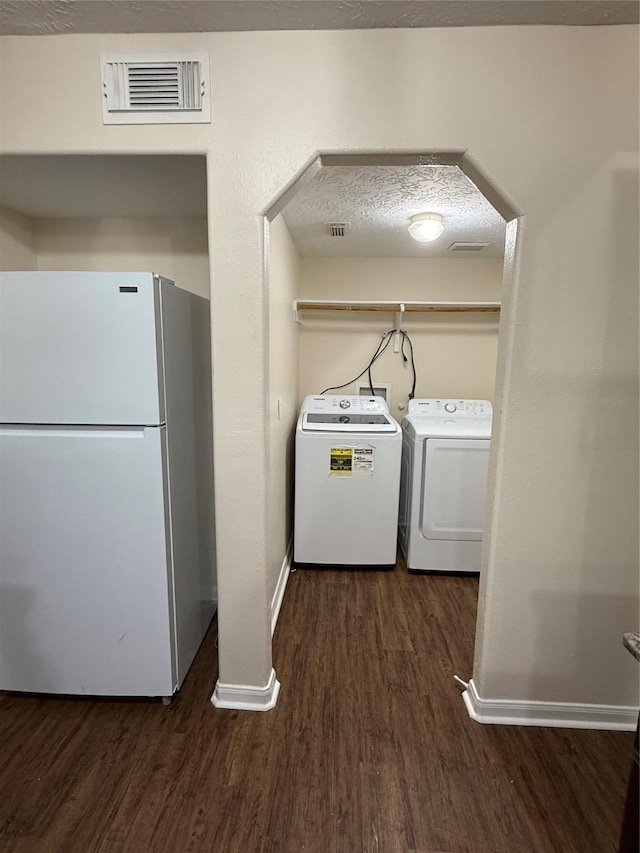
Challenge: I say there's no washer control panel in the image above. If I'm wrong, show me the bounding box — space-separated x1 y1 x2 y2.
407 399 492 418
301 395 397 432
306 395 390 414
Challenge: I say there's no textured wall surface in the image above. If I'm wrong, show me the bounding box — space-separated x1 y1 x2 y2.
298 256 502 412
0 205 37 269
35 218 210 297
266 215 300 602
0 26 638 709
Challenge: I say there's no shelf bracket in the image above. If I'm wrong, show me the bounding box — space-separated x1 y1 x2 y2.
293 300 301 324
394 303 405 352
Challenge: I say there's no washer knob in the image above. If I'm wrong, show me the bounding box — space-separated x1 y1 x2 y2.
339 399 351 409
444 402 457 413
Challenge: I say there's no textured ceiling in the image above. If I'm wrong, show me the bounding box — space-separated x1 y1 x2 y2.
0 0 638 35
281 164 505 258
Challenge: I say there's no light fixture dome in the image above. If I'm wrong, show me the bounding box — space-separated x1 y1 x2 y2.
408 212 444 243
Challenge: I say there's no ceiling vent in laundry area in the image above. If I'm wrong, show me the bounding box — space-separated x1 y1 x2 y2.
327 223 351 237
448 242 491 253
101 53 210 124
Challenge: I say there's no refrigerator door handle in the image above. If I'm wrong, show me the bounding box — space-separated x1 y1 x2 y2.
0 425 149 439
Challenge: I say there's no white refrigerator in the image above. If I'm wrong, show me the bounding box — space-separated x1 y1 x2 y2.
0 271 216 699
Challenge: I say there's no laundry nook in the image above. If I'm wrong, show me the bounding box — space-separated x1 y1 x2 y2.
0 9 638 852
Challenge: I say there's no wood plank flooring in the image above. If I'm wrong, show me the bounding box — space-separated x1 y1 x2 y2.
0 560 634 852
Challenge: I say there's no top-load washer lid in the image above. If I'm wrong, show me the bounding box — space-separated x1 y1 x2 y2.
300 395 399 432
403 398 493 440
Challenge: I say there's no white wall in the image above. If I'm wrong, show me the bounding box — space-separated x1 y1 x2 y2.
267 215 300 603
476 162 640 707
0 210 210 294
0 26 638 712
299 257 502 415
36 217 210 297
0 205 37 269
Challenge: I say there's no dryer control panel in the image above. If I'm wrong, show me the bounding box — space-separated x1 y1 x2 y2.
407 399 492 418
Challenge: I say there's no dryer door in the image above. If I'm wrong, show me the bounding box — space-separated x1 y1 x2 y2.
420 438 490 541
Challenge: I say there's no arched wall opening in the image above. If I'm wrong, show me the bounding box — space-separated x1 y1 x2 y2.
262 150 521 705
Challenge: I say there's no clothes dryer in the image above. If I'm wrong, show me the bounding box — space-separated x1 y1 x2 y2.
294 395 402 566
399 399 492 573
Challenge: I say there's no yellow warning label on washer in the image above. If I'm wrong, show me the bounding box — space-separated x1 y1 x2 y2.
330 447 352 474
330 446 374 476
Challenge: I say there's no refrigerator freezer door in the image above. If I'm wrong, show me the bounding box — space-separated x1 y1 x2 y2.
0 424 176 696
0 271 164 425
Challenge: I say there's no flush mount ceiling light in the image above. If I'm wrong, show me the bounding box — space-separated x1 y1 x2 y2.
408 212 444 243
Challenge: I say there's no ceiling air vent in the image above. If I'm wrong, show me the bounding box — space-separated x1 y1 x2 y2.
327 223 350 237
448 242 491 253
101 52 210 125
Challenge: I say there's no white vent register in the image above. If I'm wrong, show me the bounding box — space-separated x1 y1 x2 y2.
101 53 210 124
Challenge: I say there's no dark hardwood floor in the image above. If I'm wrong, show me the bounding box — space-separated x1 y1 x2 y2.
0 559 634 852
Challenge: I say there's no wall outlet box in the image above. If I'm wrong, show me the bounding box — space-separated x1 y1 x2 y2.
356 382 391 401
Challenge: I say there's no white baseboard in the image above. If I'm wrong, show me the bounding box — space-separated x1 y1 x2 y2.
271 538 293 637
210 542 291 713
462 678 638 731
211 667 280 712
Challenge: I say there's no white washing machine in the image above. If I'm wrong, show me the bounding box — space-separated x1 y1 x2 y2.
294 395 402 566
399 399 492 573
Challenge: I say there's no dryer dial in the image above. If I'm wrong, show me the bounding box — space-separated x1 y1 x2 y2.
339 399 351 409
444 403 457 413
